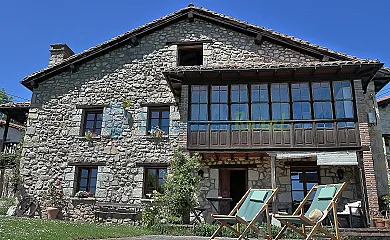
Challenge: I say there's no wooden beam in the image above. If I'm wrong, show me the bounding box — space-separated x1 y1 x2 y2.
187 12 194 23
270 154 278 214
130 37 139 47
254 34 264 45
322 55 330 62
1 115 11 152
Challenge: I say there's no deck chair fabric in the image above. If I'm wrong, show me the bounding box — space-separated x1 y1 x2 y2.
210 188 279 240
274 183 347 240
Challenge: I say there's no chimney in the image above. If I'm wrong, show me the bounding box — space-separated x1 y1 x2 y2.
48 43 74 67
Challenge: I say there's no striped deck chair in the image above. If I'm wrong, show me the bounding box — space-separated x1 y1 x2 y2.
210 188 279 240
273 183 347 240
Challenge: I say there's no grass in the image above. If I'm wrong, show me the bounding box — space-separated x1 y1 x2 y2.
0 216 153 240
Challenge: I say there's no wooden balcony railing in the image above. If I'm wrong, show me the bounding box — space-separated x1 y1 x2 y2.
187 120 360 150
0 140 20 154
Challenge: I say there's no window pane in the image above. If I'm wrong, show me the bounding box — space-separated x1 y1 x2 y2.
231 104 248 121
334 81 352 100
272 103 290 120
314 102 332 119
95 121 102 129
292 191 305 201
90 178 97 188
151 119 159 128
160 118 169 127
91 168 98 177
293 102 311 120
312 82 331 100
336 101 354 118
199 104 208 120
86 121 94 129
160 125 169 134
292 180 304 190
87 113 95 121
211 104 228 121
271 84 280 101
191 105 199 120
151 111 159 118
97 114 103 121
292 83 309 101
89 187 96 194
192 90 199 103
162 111 169 119
200 89 208 103
80 178 87 187
81 169 89 178
252 103 269 121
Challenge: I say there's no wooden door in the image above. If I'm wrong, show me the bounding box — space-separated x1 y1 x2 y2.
219 169 230 214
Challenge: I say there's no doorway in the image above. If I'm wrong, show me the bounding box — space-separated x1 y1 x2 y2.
219 168 247 214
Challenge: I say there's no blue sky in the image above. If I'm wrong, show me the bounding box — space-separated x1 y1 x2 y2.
1 0 389 101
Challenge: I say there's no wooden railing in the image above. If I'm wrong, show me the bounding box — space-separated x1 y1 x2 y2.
0 140 20 154
187 120 360 150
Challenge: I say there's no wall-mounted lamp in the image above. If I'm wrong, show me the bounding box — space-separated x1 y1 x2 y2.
337 169 344 181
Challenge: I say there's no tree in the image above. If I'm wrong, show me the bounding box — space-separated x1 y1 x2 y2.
0 88 12 120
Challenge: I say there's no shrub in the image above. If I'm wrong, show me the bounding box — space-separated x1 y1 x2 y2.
162 150 201 218
0 198 16 215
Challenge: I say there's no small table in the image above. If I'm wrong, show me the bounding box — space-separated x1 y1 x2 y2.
206 196 233 214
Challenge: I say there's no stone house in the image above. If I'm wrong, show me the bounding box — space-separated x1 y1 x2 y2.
377 93 390 169
4 5 390 223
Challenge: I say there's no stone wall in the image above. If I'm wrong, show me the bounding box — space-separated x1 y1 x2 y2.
21 18 318 220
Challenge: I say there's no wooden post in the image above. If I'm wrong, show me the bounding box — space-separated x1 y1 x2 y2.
1 114 11 152
270 154 278 214
0 114 11 197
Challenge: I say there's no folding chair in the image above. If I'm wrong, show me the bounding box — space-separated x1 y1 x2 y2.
185 193 206 223
273 182 347 240
210 188 279 240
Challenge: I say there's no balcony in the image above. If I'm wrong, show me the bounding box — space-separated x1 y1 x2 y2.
188 120 360 150
0 140 20 154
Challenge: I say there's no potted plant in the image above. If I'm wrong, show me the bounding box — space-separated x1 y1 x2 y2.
372 215 386 228
75 191 93 198
148 126 166 138
46 180 64 219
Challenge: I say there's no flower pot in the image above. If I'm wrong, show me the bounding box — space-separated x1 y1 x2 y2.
46 207 60 219
373 218 386 228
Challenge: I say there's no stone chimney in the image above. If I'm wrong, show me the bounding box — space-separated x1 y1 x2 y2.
48 43 74 67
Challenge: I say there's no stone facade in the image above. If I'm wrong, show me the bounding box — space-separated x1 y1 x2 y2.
18 13 386 222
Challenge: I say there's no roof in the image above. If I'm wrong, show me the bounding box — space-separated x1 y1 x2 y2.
0 120 25 131
378 95 390 107
0 102 30 123
168 59 381 72
21 4 374 90
164 60 384 97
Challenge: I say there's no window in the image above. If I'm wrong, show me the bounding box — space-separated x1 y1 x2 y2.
178 44 203 66
312 82 332 119
231 85 249 130
148 107 170 135
271 83 290 120
83 109 103 135
211 86 228 130
144 167 167 196
290 167 319 211
77 167 98 194
251 84 269 121
333 81 354 119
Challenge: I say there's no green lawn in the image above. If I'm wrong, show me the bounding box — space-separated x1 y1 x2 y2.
0 216 153 240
